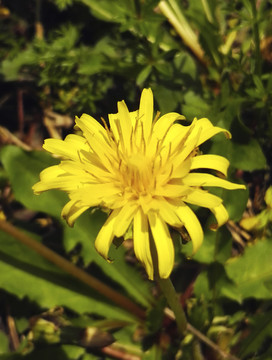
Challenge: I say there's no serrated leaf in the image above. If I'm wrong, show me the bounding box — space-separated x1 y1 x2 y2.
0 47 36 81
226 239 272 300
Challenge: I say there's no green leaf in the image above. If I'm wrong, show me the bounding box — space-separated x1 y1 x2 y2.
0 229 134 321
0 345 86 360
153 86 183 114
239 310 272 358
182 215 233 264
54 0 74 10
210 136 267 171
0 146 65 218
228 139 267 171
194 264 242 303
226 239 272 300
173 52 197 82
142 345 162 360
0 47 36 81
182 91 210 119
136 65 152 86
0 146 152 308
0 332 9 355
80 0 135 23
222 185 249 222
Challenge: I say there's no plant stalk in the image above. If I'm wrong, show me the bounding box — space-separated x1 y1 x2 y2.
158 0 205 65
250 0 261 75
157 277 187 336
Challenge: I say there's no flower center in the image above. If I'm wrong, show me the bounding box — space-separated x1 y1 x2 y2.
120 153 153 195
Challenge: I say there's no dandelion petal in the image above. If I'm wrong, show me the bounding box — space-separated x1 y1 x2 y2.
95 209 121 260
134 209 153 279
176 204 203 253
148 212 174 279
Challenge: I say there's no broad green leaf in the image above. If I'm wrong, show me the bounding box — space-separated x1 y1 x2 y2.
222 185 248 222
0 229 135 321
210 136 267 171
226 239 272 300
0 146 152 307
228 139 267 171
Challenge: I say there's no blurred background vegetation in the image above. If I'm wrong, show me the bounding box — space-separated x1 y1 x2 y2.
0 0 272 359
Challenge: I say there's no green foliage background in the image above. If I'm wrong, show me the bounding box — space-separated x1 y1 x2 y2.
0 0 272 359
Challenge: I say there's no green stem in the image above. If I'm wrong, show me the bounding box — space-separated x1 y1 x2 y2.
192 339 204 360
157 277 187 336
201 0 213 23
250 0 261 75
158 0 205 65
149 229 187 336
0 220 145 320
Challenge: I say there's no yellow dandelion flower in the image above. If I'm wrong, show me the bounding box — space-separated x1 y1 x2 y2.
33 89 245 280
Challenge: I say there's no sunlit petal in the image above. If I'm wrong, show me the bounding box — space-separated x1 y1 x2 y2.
61 200 89 227
182 173 246 190
43 138 81 161
184 190 222 208
95 209 121 260
187 118 231 146
114 202 138 237
210 204 229 230
117 100 133 151
75 113 108 142
191 155 230 176
139 88 153 141
134 209 153 279
148 212 174 279
175 203 203 253
148 197 183 227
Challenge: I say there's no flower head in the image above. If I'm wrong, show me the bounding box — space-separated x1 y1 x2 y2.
33 89 245 279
